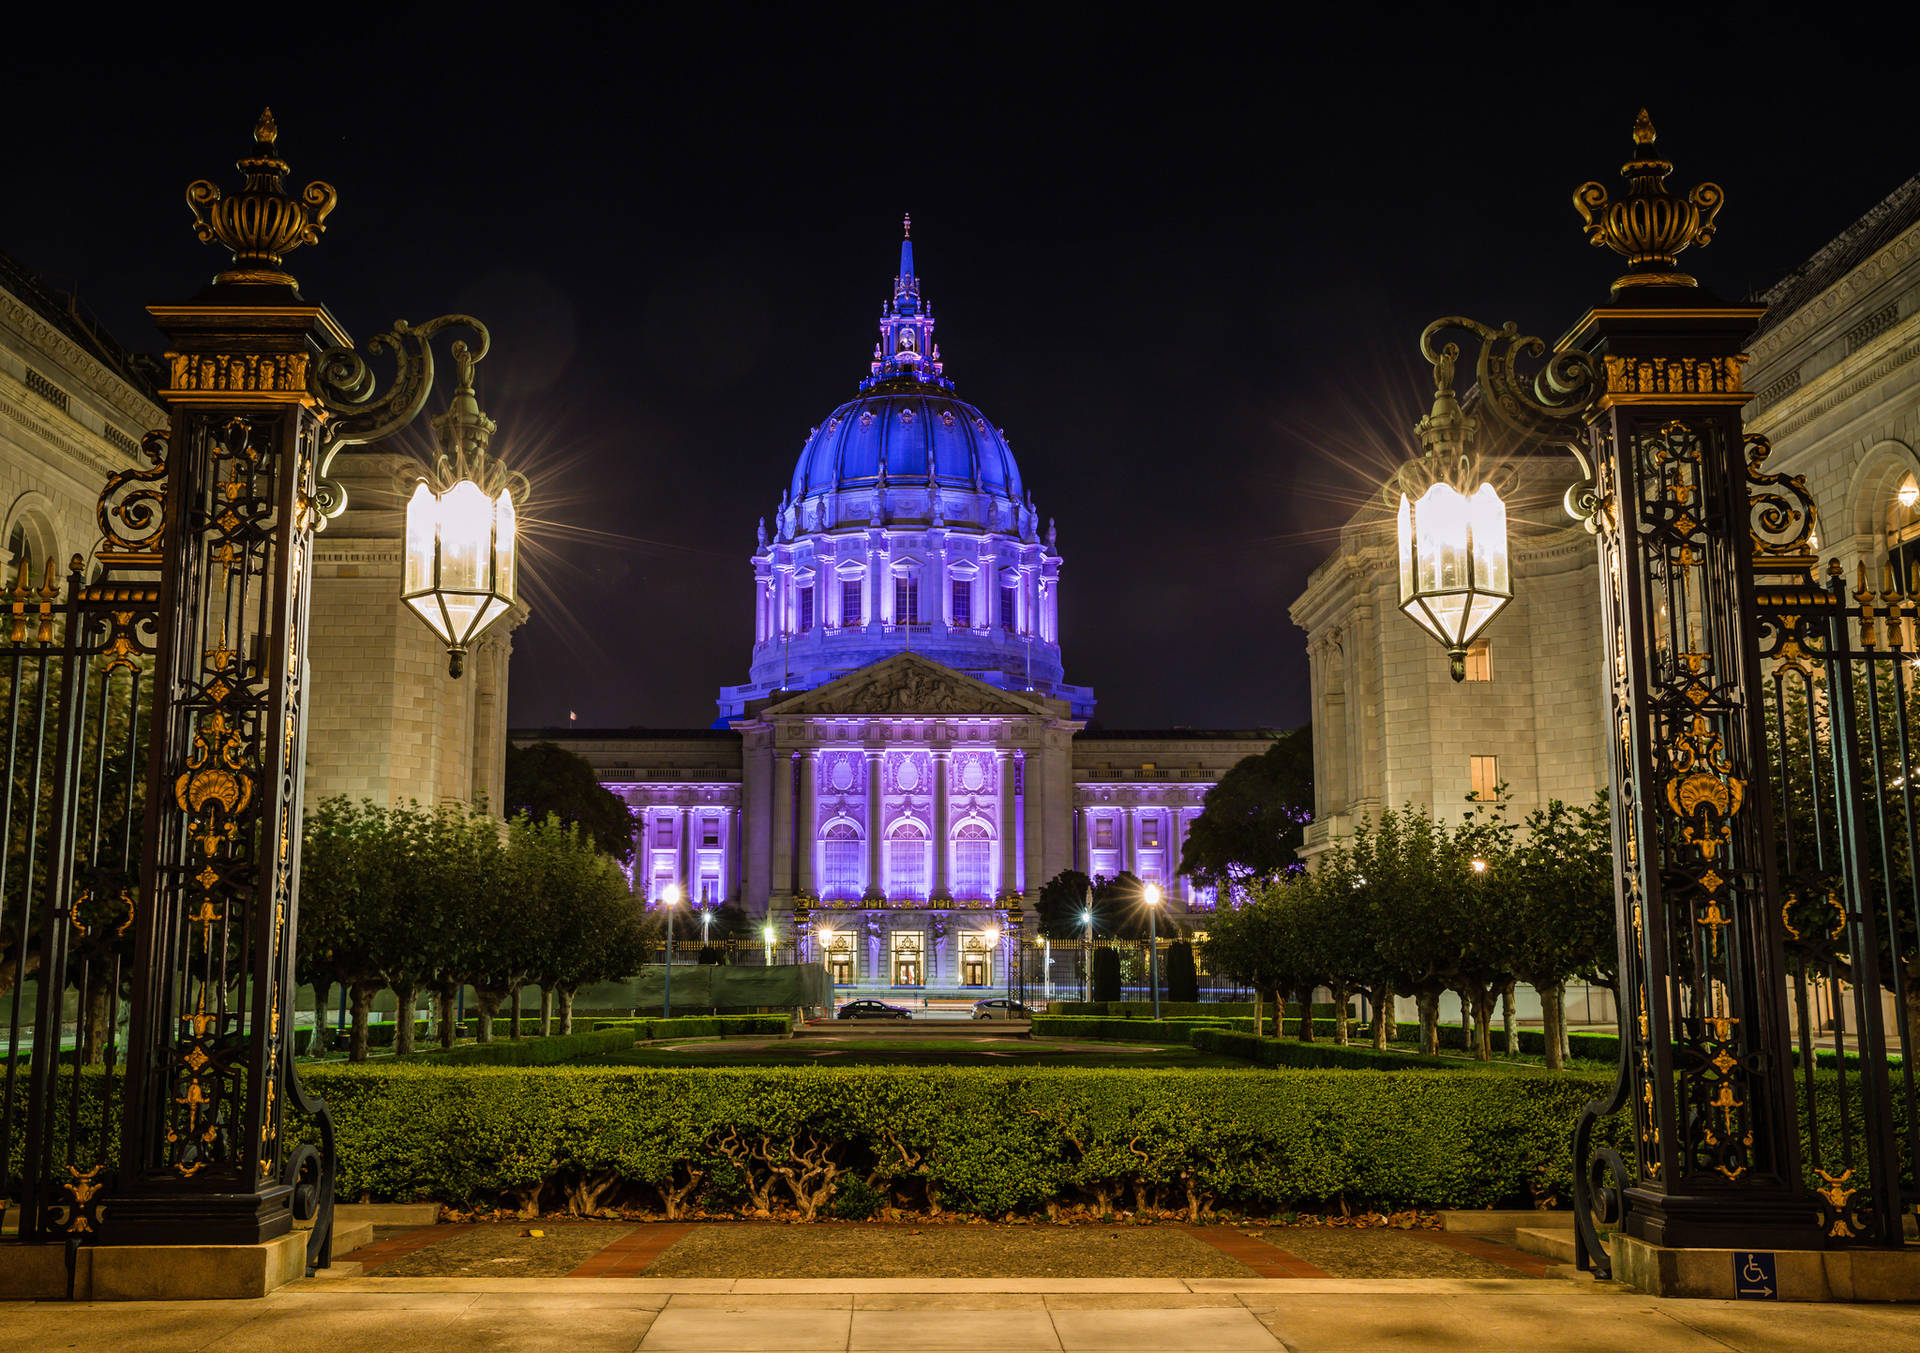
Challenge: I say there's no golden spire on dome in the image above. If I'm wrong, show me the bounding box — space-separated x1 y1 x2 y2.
185 108 338 288
1573 110 1724 294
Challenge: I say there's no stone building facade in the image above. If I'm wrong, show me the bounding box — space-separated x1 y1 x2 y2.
518 229 1276 992
0 245 516 814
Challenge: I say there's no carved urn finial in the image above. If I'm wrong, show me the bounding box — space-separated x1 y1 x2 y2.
186 108 338 288
1573 110 1723 294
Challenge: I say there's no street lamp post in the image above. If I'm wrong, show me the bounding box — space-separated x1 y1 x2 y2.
763 922 775 967
1082 907 1094 1003
661 883 681 1018
1144 883 1163 1019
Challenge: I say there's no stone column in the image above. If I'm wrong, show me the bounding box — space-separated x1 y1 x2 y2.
678 807 693 898
930 748 951 901
997 750 1017 897
865 749 885 899
1123 806 1137 877
771 751 794 902
797 749 817 895
1020 748 1041 901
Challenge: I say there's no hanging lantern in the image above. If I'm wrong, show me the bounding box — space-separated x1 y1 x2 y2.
1392 340 1511 682
400 340 526 677
1396 480 1510 678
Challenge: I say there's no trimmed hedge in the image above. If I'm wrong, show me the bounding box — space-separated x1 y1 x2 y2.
296 1019 431 1056
591 1016 793 1039
299 1062 1622 1217
412 1028 635 1067
1031 1015 1246 1043
1193 1028 1477 1071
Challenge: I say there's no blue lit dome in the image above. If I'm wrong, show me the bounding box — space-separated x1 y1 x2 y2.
789 392 1024 505
717 219 1096 726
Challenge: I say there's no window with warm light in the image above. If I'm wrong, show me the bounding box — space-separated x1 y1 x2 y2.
1469 755 1500 801
1464 638 1492 682
1141 818 1160 848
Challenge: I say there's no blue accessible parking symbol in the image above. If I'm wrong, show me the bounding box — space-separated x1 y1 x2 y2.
1734 1251 1777 1300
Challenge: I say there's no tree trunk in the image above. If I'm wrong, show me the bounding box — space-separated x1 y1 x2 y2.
438 988 458 1048
1333 983 1350 1046
1251 988 1262 1038
80 973 111 1066
392 983 417 1056
1269 989 1285 1039
348 981 379 1063
1472 989 1495 1062
474 988 502 1043
540 985 554 1037
557 986 576 1035
509 983 523 1040
1372 981 1394 1049
1417 990 1440 1055
1559 982 1573 1064
310 980 331 1057
1297 987 1316 1042
1543 980 1566 1071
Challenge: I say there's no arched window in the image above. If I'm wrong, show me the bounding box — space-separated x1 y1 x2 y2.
4 507 56 590
952 821 994 900
821 821 863 900
1889 473 1920 590
888 821 928 900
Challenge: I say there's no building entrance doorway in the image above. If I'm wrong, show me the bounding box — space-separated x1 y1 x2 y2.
960 931 995 987
828 954 853 985
961 956 986 986
890 931 924 987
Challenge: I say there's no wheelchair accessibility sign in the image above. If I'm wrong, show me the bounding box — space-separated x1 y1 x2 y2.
1734 1251 1777 1300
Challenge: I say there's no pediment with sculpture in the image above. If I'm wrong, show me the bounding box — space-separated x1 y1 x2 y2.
763 653 1056 719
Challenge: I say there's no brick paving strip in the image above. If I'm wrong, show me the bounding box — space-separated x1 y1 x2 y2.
1407 1228 1554 1276
567 1224 693 1277
1180 1225 1333 1278
342 1222 476 1274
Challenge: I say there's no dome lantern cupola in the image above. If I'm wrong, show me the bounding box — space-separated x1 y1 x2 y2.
864 214 950 393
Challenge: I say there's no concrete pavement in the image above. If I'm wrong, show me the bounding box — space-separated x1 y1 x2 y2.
9 1276 1916 1351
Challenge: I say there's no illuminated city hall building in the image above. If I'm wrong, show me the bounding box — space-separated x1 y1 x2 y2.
527 226 1274 989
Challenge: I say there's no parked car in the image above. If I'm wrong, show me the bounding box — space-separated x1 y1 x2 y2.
971 998 1033 1021
836 999 913 1020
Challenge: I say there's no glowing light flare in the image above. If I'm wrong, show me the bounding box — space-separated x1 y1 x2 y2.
1144 882 1163 907
1471 858 1488 874
1901 474 1918 509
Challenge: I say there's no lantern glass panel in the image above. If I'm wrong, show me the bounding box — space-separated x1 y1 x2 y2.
495 486 517 603
404 482 450 643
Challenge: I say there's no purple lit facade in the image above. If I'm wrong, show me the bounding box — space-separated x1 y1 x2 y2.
515 226 1274 992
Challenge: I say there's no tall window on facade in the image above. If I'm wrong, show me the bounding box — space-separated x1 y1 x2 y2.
894 575 920 625
1093 817 1114 849
1141 818 1159 848
841 578 863 627
701 817 719 846
1463 638 1492 682
700 876 719 905
654 817 673 847
821 823 863 899
953 823 993 899
798 585 815 632
1000 583 1017 633
1888 473 1920 590
1469 755 1499 801
951 578 971 627
888 822 928 898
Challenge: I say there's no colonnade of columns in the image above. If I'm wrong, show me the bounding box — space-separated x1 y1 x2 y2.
752 533 1060 643
1077 804 1196 903
641 802 741 904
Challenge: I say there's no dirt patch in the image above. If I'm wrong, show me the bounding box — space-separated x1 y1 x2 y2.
641 1221 1258 1278
1246 1226 1531 1278
368 1221 634 1277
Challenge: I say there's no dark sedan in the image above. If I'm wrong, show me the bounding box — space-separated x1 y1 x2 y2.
836 999 914 1021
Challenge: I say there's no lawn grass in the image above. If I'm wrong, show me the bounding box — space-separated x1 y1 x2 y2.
573 1036 1235 1069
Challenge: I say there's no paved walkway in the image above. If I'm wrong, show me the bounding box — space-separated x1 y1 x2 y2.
7 1277 1916 1351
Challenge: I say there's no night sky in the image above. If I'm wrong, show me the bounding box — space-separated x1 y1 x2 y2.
3 11 1912 733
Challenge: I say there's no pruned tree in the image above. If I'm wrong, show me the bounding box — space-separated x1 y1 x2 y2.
1179 726 1312 902
504 740 637 861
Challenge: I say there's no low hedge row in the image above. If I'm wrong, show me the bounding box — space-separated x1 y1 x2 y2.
1193 1028 1479 1071
300 1062 1621 1218
1030 1015 1246 1043
296 1019 431 1056
590 1016 792 1039
411 1028 635 1067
